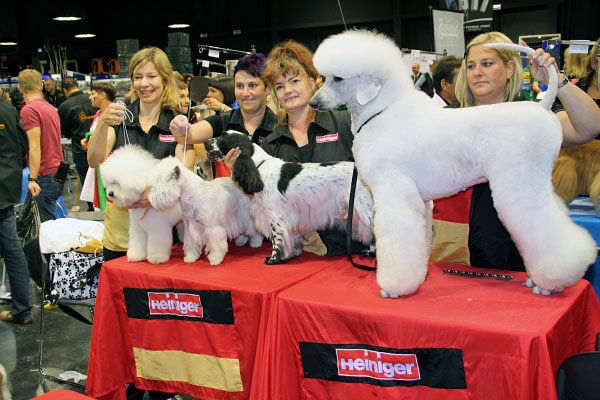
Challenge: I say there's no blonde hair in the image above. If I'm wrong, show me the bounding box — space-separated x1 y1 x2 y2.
455 31 523 107
127 47 178 111
564 47 591 79
18 69 43 93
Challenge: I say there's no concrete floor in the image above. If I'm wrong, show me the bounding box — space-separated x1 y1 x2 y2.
0 173 96 399
0 172 195 399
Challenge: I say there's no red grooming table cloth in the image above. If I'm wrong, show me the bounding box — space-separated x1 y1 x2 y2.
257 263 600 400
85 243 332 400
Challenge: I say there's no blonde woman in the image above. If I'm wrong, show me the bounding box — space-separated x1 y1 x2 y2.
87 47 194 262
432 31 600 269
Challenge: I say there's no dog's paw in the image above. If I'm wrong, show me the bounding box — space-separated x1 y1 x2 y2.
147 254 170 265
207 252 225 266
127 250 146 263
183 253 200 263
378 289 399 299
234 235 249 247
249 235 264 248
265 249 283 265
523 278 562 295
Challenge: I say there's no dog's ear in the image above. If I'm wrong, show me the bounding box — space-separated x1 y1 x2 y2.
172 165 181 181
356 75 382 105
232 155 264 194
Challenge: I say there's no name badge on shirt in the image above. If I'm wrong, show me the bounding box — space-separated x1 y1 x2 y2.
316 133 339 143
159 134 176 143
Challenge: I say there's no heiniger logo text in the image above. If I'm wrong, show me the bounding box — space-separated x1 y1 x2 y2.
336 348 421 381
147 291 203 318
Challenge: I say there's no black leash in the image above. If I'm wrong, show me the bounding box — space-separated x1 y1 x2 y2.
347 166 377 271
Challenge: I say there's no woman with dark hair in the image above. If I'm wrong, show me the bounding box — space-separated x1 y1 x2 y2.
170 52 277 173
204 74 237 113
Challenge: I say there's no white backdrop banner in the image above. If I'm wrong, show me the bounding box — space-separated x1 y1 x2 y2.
432 9 465 57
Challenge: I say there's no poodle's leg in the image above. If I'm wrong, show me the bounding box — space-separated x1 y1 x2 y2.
490 174 596 293
183 220 205 263
350 185 375 245
127 213 148 262
146 221 174 264
204 226 228 265
372 180 429 297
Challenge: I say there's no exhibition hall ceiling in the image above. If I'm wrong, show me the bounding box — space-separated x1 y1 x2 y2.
1 0 271 74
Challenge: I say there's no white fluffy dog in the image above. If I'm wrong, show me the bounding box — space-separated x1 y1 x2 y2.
100 145 183 264
309 29 596 297
204 131 374 264
148 156 264 265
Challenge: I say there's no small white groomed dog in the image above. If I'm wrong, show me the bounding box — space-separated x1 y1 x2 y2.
100 145 183 264
148 156 264 265
309 29 596 297
204 130 374 264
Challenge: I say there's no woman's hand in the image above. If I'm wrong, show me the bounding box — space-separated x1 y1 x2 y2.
223 147 241 170
203 97 228 112
99 102 126 126
529 48 559 84
169 115 190 136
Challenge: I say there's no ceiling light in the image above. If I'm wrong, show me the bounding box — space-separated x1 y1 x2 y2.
0 41 18 46
74 33 96 38
53 16 82 21
168 23 190 29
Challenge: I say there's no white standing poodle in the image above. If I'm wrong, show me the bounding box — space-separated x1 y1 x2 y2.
148 156 264 265
100 145 183 264
309 29 596 297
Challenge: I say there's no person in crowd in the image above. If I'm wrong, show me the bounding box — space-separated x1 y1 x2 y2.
203 74 237 114
563 46 591 82
0 87 11 103
79 82 116 210
169 52 277 177
87 46 194 400
43 77 66 109
88 82 116 133
415 60 435 97
182 72 194 85
0 95 33 325
175 78 198 123
18 69 65 220
431 31 600 269
58 77 97 211
432 55 462 106
570 37 600 109
258 39 368 256
410 62 423 84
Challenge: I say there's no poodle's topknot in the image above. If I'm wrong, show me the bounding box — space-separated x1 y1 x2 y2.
313 29 407 81
234 53 267 78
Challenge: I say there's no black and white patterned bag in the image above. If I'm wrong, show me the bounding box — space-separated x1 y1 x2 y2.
48 251 104 300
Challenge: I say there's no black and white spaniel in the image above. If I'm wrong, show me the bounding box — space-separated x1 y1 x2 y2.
205 131 374 264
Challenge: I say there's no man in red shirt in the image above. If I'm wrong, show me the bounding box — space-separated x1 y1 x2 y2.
18 69 65 219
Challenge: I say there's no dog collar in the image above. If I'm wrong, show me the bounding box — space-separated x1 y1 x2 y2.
256 159 268 169
357 111 383 133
